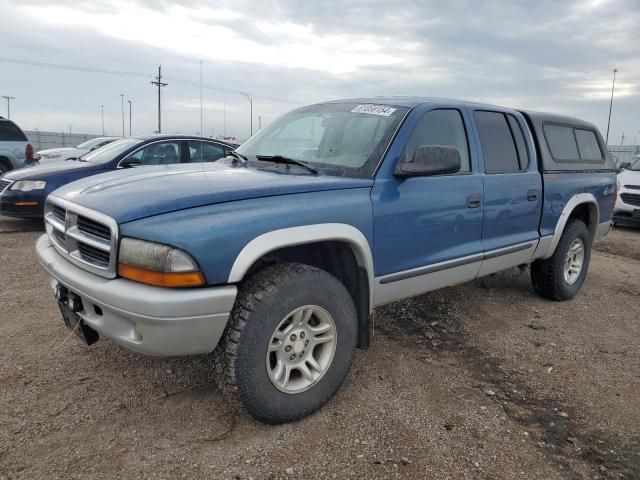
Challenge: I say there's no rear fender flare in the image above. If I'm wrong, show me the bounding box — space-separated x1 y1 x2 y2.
543 193 599 259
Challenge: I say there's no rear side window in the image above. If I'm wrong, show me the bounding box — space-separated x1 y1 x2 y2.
0 120 27 141
544 125 579 161
474 111 524 173
188 141 226 162
404 109 471 172
574 129 603 161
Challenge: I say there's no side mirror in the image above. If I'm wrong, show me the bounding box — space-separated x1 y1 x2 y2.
120 158 142 168
619 161 631 171
394 145 461 178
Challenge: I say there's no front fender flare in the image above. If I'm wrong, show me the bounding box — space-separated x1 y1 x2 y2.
227 223 375 312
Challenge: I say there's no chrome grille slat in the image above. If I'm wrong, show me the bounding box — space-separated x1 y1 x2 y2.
44 196 119 278
77 215 111 240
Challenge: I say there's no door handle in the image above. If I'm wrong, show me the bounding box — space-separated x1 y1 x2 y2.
527 190 538 201
466 193 482 208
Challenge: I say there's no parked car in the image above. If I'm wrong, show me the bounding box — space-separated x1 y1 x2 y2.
614 156 640 226
0 135 239 218
36 137 119 163
36 98 615 424
0 116 36 173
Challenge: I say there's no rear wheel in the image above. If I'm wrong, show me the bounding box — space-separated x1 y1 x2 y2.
213 263 358 424
531 220 591 300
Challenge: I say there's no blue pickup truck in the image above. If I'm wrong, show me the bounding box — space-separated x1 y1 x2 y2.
36 98 616 424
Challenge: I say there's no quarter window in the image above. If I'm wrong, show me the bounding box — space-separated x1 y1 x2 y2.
0 120 27 141
404 109 470 172
474 111 523 173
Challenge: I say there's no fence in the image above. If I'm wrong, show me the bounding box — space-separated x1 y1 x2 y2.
24 131 102 152
608 145 640 166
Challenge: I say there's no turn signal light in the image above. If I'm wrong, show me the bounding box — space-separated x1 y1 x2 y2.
118 264 205 288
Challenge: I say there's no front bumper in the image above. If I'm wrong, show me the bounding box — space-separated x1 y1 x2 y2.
614 192 640 226
36 234 237 355
0 189 45 218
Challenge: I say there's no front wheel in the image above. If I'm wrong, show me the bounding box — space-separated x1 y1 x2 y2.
213 263 358 424
531 220 591 300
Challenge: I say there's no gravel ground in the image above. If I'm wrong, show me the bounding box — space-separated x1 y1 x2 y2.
1 218 639 480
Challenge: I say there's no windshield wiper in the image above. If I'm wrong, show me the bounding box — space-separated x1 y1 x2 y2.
226 150 248 166
255 155 319 175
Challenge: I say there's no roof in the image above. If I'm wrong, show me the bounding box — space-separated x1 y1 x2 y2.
322 96 514 110
520 110 598 130
131 134 240 147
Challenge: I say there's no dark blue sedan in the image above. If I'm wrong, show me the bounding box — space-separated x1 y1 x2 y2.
0 135 239 218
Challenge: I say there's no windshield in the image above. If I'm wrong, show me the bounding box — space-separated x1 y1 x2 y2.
76 138 109 149
629 158 640 171
236 102 408 178
82 138 140 164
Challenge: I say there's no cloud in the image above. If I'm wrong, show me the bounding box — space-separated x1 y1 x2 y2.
0 0 638 142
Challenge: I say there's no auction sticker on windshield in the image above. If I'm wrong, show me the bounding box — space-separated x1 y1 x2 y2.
351 104 397 116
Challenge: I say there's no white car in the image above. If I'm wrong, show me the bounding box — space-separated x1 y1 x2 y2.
614 156 640 226
37 137 118 163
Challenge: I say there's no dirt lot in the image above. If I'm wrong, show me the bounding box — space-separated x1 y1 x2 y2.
1 218 639 480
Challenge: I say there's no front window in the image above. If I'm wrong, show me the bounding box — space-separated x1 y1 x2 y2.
236 102 408 177
76 138 109 150
629 158 640 171
83 138 140 164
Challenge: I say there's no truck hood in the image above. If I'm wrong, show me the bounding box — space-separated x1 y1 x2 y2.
3 161 104 181
52 162 373 224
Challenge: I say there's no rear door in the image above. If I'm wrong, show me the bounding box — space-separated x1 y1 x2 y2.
470 109 542 275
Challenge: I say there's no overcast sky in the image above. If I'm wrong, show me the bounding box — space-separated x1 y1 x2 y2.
0 0 638 144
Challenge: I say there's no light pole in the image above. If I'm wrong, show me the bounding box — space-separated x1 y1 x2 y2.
2 96 15 119
100 104 105 136
127 100 132 136
120 94 125 137
240 92 253 137
606 69 617 145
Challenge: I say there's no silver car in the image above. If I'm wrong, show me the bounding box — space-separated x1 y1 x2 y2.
0 116 35 174
37 137 119 163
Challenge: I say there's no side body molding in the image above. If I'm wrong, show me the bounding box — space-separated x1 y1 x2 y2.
541 193 599 259
228 223 375 311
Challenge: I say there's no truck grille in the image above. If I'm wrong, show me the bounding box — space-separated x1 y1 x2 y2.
0 178 12 194
620 193 640 207
44 196 119 278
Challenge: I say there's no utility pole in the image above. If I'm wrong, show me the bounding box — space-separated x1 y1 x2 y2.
127 100 132 136
223 98 226 137
606 68 617 144
151 65 168 133
620 132 625 147
2 96 15 119
258 115 262 130
100 104 105 136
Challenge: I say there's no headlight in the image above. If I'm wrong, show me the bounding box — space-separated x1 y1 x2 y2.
117 237 204 287
11 180 46 192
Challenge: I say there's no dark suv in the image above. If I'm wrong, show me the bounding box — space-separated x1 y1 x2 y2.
0 117 36 174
